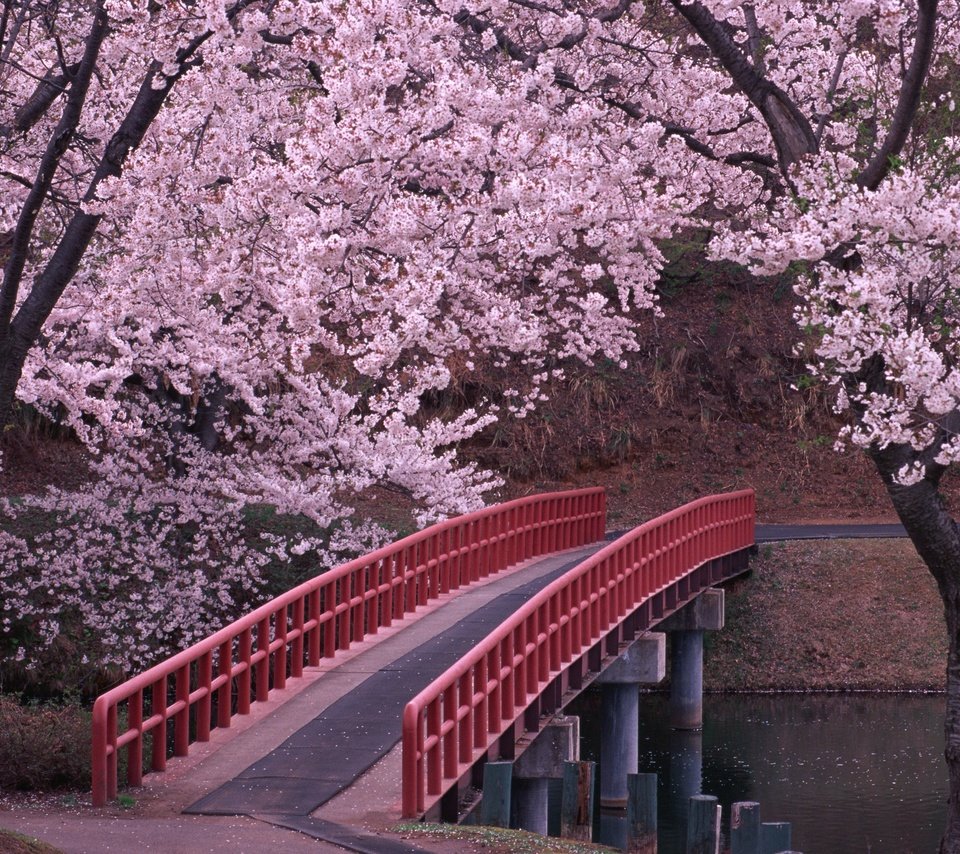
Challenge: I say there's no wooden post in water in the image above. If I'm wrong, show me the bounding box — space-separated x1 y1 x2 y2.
730 801 761 854
560 760 595 841
686 794 720 854
480 761 513 828
760 822 792 854
626 772 657 854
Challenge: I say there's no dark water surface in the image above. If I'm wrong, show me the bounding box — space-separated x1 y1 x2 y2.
579 693 947 853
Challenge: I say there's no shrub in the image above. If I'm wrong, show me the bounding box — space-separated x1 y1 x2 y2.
0 698 91 791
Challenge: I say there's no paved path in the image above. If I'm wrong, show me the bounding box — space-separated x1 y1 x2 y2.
0 814 348 854
756 522 906 542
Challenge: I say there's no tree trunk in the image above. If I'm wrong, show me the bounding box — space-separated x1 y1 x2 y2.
869 443 960 851
943 592 960 853
0 325 32 429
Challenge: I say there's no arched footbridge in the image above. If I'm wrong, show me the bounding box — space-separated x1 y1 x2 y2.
89 488 906 847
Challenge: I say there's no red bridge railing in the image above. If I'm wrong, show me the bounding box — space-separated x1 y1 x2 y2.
91 488 606 806
401 489 755 817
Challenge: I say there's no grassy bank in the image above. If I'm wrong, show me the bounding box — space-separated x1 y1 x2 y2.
703 539 947 692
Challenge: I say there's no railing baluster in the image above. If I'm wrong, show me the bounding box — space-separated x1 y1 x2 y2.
308 589 321 666
381 555 393 629
107 703 118 799
338 576 351 651
459 674 473 763
197 651 212 741
500 634 514 723
352 568 365 643
151 677 167 772
174 665 189 757
275 607 288 690
366 562 379 636
292 598 305 678
477 654 490 744
257 617 271 700
322 582 336 658
238 628 252 713
428 698 442 795
444 683 458 780
128 690 143 786
217 640 232 727
417 540 429 607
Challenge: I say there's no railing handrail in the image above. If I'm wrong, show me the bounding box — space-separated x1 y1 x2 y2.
92 487 606 806
92 488 604 711
401 489 755 816
404 491 752 710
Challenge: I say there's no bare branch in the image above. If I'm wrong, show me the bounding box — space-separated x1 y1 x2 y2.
814 48 848 145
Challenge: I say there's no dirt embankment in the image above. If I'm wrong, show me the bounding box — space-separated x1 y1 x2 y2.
702 538 947 692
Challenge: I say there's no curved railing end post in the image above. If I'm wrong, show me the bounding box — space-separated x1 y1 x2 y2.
402 701 424 818
91 695 110 807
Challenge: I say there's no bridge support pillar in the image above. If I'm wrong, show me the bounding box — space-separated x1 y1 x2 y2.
661 588 724 731
512 716 578 835
596 633 665 809
670 629 704 730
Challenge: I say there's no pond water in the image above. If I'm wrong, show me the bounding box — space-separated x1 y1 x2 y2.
575 692 947 853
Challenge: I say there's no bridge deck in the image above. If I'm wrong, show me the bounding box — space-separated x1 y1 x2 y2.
179 543 608 836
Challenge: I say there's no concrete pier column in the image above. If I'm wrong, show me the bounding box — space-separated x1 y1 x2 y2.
669 728 703 805
512 716 578 834
660 589 724 731
670 629 704 730
600 683 638 809
515 779 549 835
597 633 665 808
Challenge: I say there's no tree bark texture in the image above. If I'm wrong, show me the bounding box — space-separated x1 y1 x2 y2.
0 0 260 429
870 442 960 853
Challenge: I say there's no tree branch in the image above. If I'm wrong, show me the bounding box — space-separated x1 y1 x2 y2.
605 96 775 171
856 0 939 190
814 48 848 144
741 4 766 76
667 0 817 172
0 61 80 136
0 4 107 341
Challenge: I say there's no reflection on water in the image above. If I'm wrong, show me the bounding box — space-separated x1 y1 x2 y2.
577 693 947 853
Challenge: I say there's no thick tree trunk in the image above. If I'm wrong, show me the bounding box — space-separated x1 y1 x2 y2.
944 595 960 853
869 443 960 851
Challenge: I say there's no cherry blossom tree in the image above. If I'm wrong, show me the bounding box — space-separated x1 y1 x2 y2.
5 0 960 845
0 0 670 683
